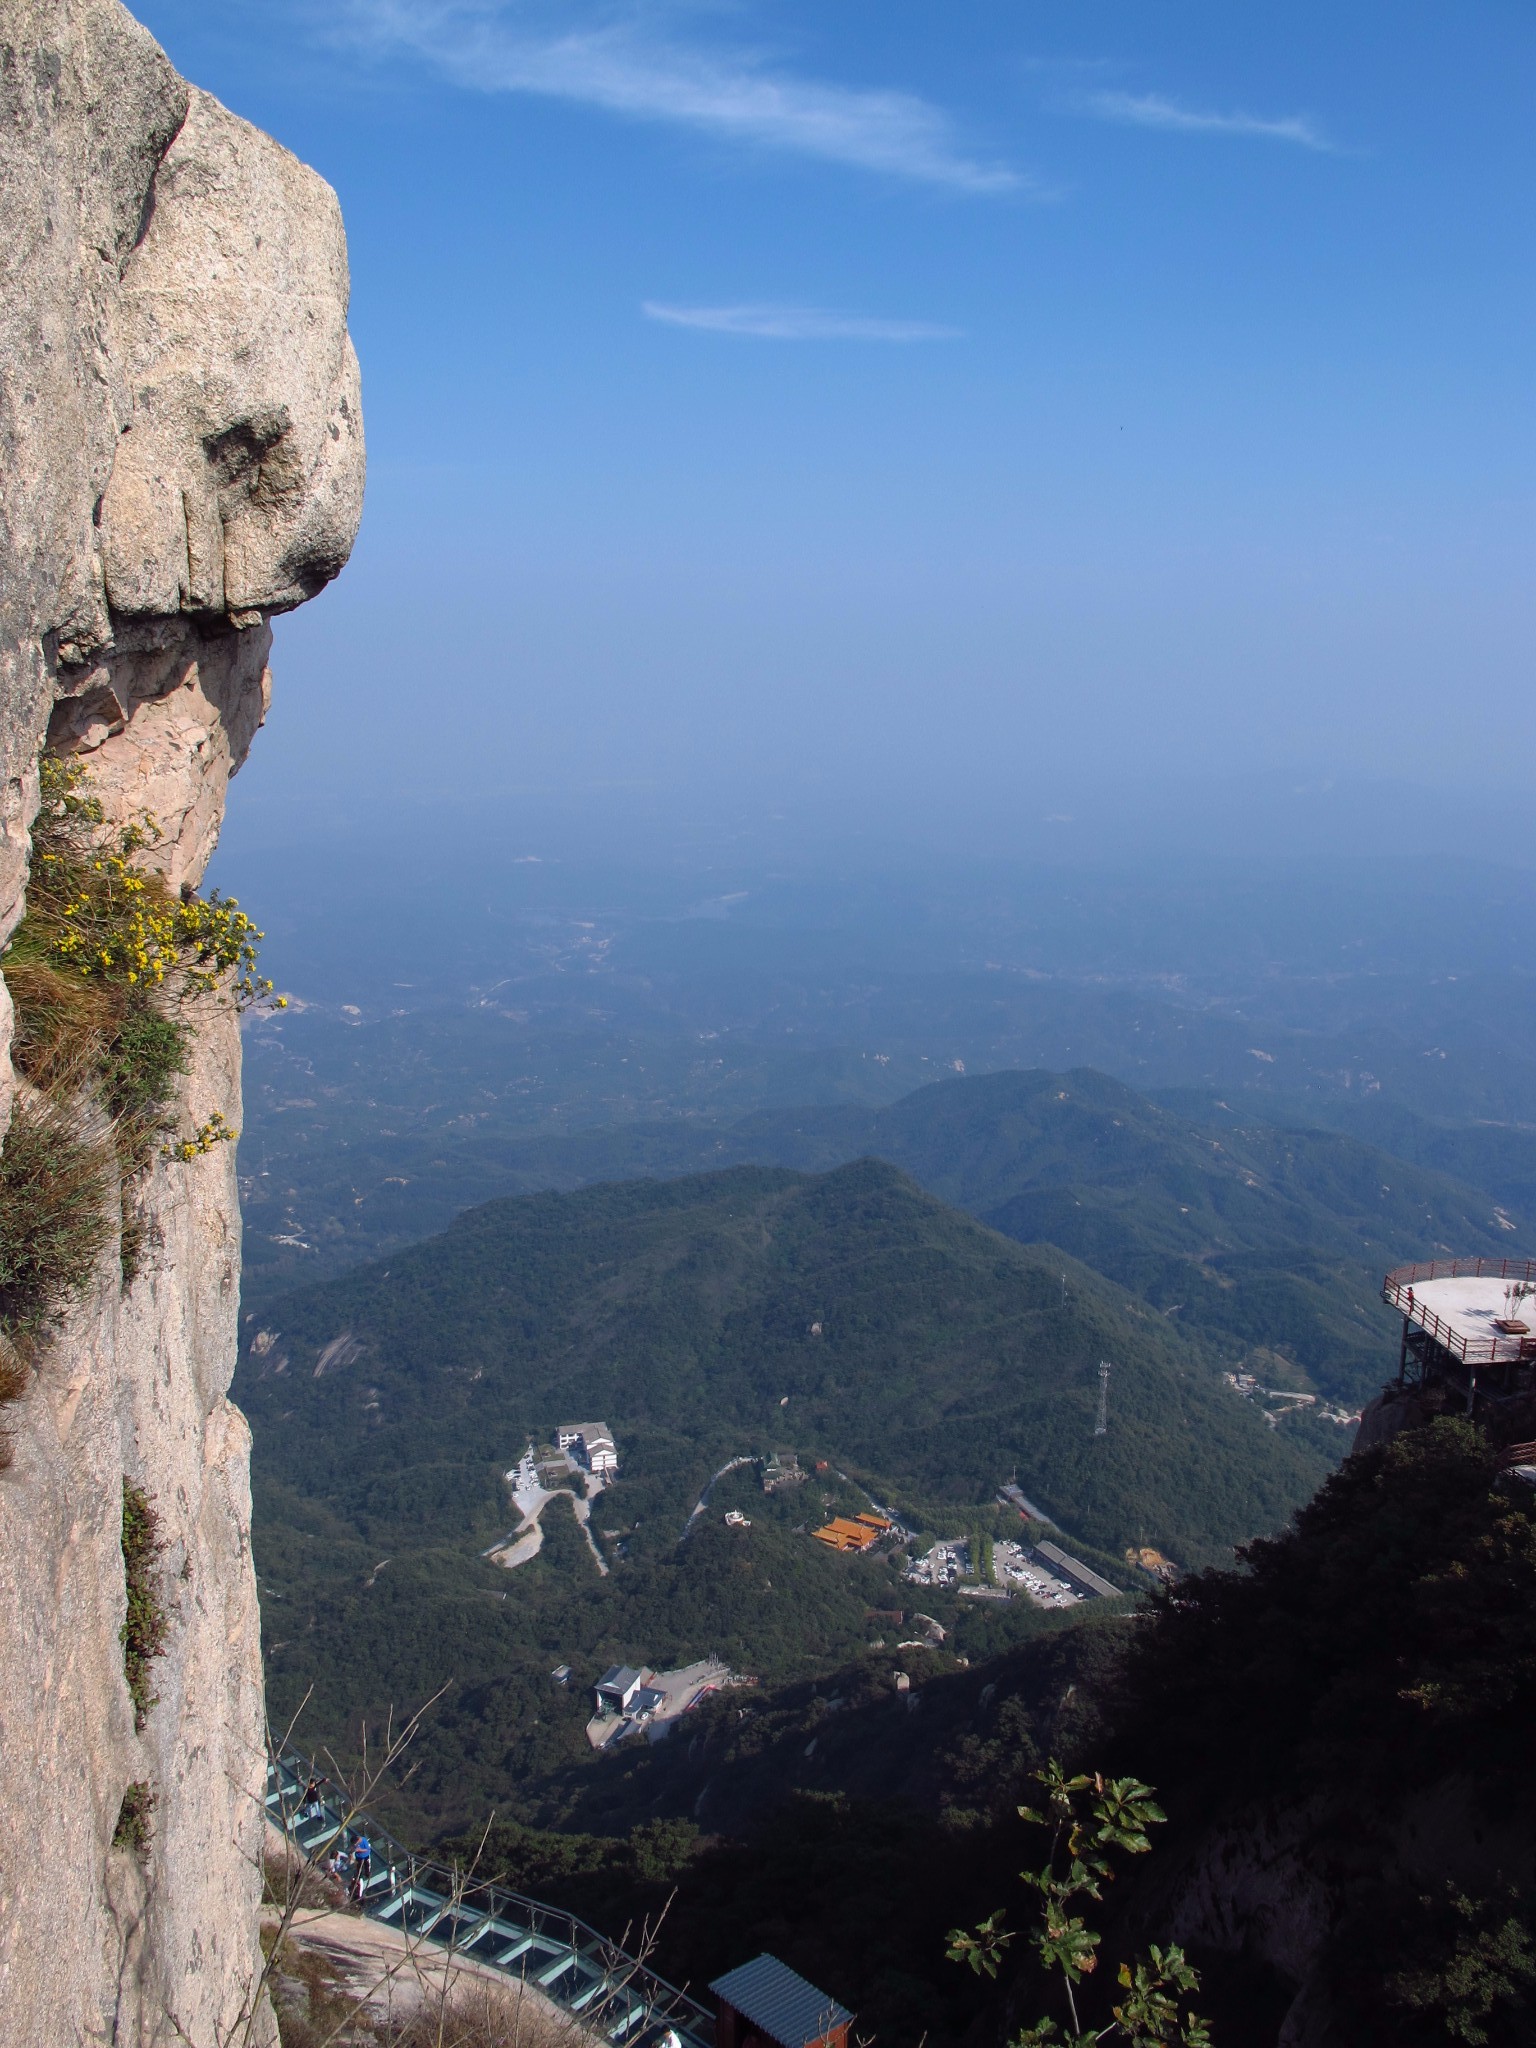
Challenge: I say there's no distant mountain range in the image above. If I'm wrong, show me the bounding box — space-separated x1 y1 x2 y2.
225 854 1536 2044
242 1063 1521 1404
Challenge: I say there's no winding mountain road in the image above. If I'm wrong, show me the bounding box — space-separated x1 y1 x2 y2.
679 1455 758 1542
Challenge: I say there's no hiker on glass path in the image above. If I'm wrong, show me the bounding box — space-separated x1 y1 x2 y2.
352 1834 372 1900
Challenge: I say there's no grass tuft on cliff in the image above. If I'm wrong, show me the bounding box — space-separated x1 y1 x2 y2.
0 1331 28 1471
0 1093 117 1336
112 1779 155 1857
121 1479 169 1729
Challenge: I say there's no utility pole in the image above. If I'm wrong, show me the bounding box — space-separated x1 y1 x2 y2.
1094 1360 1111 1437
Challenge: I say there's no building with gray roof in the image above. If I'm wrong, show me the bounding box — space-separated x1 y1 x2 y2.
710 1953 853 2048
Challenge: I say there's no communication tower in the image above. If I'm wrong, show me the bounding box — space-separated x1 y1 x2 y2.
1094 1360 1111 1436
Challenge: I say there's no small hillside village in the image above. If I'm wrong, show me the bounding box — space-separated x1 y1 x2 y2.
493 1428 1160 1781
502 1428 1141 1733
812 1511 896 1553
1221 1368 1361 1431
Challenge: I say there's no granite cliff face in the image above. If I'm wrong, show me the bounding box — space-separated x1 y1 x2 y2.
0 4 363 2039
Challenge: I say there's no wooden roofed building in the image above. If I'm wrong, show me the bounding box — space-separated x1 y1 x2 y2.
811 1511 893 1554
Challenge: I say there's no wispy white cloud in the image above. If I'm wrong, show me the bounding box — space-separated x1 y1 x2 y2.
1080 89 1334 152
338 2 1021 192
642 301 963 341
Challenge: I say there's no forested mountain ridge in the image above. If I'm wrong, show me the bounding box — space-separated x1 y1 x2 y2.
239 1157 1327 1566
828 1068 1517 1402
239 1159 1337 1838
241 1063 1513 1408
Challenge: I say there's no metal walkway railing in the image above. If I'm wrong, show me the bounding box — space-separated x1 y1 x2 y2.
265 1750 715 2048
1384 1259 1536 1364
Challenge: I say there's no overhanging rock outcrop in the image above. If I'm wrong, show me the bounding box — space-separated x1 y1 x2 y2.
0 3 363 2040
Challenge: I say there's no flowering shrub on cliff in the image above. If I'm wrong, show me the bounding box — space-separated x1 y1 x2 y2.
0 753 278 1358
19 754 275 1006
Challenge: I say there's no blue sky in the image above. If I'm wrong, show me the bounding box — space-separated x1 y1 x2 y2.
136 1 1534 856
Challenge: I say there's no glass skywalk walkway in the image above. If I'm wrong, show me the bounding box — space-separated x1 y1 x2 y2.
265 1750 715 2048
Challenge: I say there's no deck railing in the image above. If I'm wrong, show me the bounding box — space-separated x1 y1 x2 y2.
1382 1259 1536 1365
265 1750 714 2048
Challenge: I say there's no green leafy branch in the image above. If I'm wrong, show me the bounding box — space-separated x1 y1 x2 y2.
947 1760 1211 2046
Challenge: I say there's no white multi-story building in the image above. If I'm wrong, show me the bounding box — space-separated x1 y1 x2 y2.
557 1422 619 1476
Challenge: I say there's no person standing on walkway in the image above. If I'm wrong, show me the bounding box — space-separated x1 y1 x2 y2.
352 1833 372 1901
302 1775 322 1821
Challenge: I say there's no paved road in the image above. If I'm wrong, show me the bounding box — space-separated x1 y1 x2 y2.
679 1455 757 1542
486 1447 608 1575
